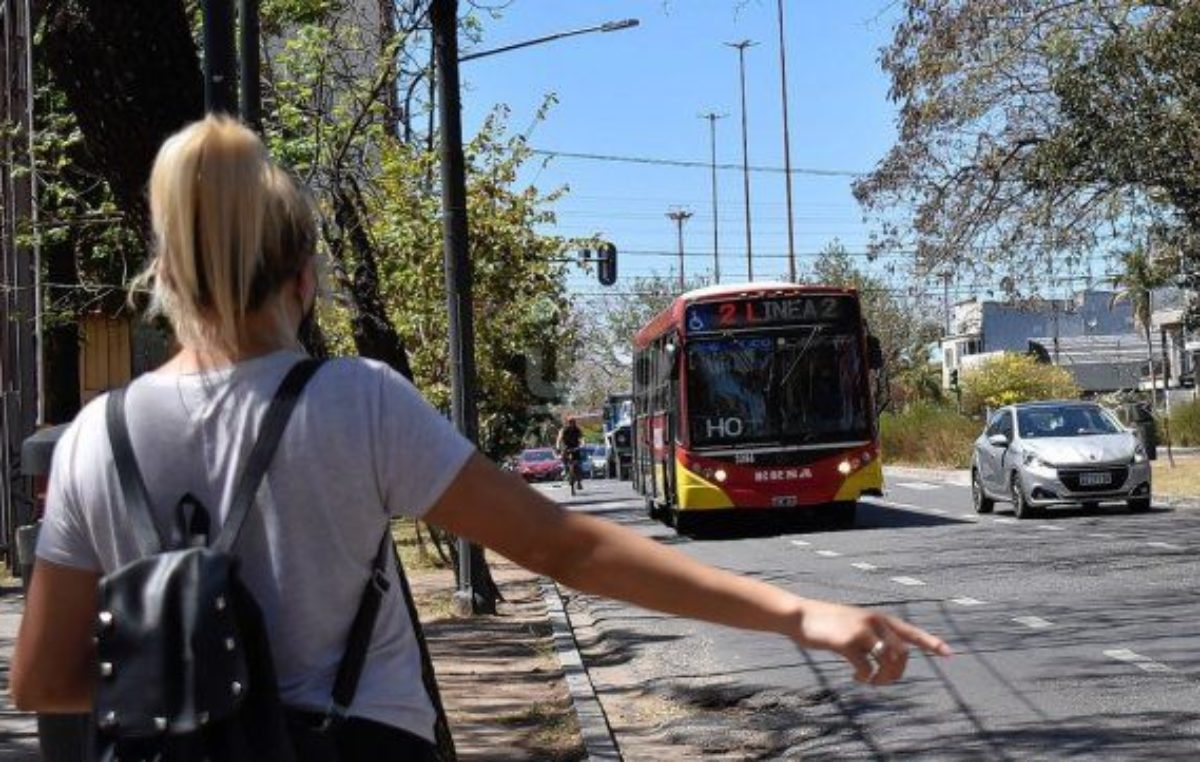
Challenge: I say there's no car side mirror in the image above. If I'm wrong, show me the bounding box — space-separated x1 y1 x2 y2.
988 434 1009 448
867 335 884 370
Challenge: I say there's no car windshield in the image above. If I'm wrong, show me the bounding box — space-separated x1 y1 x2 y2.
522 450 555 462
686 329 869 448
1016 406 1122 438
592 446 608 457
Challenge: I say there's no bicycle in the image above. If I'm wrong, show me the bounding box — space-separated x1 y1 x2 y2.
561 447 584 496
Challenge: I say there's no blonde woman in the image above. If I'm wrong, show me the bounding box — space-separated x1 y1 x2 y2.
11 117 950 758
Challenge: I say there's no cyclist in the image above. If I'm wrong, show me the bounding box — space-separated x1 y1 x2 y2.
556 417 584 492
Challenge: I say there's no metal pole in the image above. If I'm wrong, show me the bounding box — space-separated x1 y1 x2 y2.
667 209 693 291
238 0 261 130
201 0 238 114
23 0 41 425
701 112 725 284
776 0 797 282
432 0 480 613
726 40 756 281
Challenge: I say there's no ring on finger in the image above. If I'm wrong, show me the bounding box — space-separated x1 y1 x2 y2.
868 640 886 662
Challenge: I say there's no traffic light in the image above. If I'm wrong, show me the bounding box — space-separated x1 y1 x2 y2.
949 368 960 388
596 242 618 286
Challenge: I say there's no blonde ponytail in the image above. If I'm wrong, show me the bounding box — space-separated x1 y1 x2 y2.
135 115 316 354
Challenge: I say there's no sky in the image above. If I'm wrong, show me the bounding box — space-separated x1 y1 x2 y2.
457 1 907 299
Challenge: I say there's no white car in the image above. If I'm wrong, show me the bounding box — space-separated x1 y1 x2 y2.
971 401 1152 519
587 445 609 479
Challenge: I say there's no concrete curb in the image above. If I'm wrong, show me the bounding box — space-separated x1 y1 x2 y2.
540 581 622 761
884 465 970 487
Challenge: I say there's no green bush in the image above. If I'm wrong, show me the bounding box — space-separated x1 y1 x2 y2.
960 352 1080 415
880 402 980 468
1165 399 1200 447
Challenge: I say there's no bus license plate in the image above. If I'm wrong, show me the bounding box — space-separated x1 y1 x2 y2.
1079 472 1112 487
772 496 798 508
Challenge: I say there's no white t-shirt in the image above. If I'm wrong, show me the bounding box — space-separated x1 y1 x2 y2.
36 349 476 741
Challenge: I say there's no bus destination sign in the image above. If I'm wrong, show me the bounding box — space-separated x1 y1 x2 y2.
685 295 852 332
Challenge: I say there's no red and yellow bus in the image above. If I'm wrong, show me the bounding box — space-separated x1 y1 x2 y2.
631 282 884 531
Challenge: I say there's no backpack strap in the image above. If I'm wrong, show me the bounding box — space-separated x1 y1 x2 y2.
212 358 324 554
323 531 394 725
107 389 168 556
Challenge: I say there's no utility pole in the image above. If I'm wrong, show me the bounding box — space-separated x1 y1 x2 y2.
667 208 694 291
431 0 493 615
201 0 238 113
775 0 797 282
941 271 953 335
700 112 725 284
725 40 756 282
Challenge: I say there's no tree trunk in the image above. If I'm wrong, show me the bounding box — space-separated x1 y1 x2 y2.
41 237 80 423
40 0 205 242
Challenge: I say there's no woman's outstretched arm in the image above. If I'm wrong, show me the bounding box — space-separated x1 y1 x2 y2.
424 454 951 684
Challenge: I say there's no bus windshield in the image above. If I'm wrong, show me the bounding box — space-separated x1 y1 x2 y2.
686 329 870 448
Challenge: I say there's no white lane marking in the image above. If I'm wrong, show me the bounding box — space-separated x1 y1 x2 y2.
815 550 842 557
1087 532 1116 539
1013 616 1053 630
1104 649 1175 673
891 576 926 586
894 482 941 491
993 517 1018 524
790 540 811 547
951 597 986 606
877 500 924 510
925 508 948 515
1146 541 1184 551
959 514 980 521
1037 524 1066 532
851 562 878 571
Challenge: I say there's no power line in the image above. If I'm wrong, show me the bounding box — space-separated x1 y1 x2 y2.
530 148 865 178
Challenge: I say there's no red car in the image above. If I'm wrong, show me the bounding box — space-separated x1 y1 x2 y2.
518 448 563 482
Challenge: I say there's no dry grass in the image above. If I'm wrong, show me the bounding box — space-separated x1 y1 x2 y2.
1153 454 1200 499
881 403 979 468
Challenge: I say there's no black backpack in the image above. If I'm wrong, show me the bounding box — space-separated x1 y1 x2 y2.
94 359 404 760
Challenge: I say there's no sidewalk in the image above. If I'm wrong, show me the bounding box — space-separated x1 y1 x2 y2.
0 558 591 761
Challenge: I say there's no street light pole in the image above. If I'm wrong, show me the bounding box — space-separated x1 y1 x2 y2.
431 0 486 615
700 112 726 284
776 0 797 282
726 40 757 282
667 208 694 291
460 18 639 62
238 0 262 131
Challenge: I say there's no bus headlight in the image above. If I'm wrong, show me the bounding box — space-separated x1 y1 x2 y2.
838 460 853 475
714 469 728 483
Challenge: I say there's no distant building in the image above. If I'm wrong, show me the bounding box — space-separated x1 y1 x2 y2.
941 291 1134 389
1027 334 1163 394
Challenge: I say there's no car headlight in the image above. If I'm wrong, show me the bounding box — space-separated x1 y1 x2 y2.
1131 444 1147 464
1023 452 1053 469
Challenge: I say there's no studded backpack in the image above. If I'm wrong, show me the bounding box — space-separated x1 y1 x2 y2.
92 359 402 760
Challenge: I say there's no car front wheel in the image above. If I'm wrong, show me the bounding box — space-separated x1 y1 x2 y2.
972 469 995 514
1128 497 1151 513
1011 475 1036 520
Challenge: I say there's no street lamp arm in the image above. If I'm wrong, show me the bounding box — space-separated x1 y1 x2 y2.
459 18 639 62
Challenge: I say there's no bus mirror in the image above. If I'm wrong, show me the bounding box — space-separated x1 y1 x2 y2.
867 336 884 370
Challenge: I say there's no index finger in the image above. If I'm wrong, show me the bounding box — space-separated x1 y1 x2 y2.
883 615 953 657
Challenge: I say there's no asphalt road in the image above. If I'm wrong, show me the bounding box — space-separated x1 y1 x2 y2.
542 473 1200 760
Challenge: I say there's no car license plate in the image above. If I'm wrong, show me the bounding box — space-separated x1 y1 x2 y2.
1079 472 1112 487
772 496 798 508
